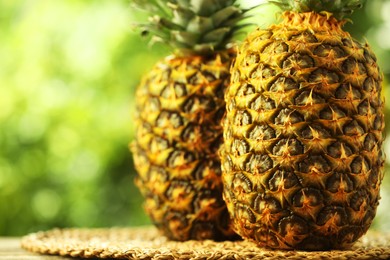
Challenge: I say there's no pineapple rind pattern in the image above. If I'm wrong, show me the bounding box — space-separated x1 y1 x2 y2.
222 12 384 250
133 51 238 241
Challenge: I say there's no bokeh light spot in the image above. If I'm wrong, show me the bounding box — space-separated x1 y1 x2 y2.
32 189 61 221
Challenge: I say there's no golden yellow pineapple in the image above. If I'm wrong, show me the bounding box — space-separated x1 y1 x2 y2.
131 0 249 241
221 0 385 250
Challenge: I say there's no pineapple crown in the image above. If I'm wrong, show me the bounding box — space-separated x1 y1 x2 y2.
132 0 253 56
269 0 365 20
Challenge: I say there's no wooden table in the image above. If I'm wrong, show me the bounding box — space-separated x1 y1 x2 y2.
0 238 85 260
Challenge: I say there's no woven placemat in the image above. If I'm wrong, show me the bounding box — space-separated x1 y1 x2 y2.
21 226 390 260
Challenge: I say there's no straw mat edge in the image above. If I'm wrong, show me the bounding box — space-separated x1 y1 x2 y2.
21 226 390 259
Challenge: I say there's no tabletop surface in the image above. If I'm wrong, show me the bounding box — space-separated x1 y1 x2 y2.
0 237 85 260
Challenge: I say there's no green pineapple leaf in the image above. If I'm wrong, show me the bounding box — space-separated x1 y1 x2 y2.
132 0 257 55
269 0 366 20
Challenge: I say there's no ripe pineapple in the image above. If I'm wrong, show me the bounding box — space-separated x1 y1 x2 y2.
131 0 249 241
221 0 385 250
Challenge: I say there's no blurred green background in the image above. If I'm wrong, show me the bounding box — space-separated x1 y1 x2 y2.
1 0 390 236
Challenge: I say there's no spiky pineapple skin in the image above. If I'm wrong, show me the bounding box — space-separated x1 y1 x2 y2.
221 12 384 250
132 51 238 241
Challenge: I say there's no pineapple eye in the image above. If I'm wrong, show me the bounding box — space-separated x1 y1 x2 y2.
236 204 257 224
368 170 381 190
183 97 195 113
339 227 364 246
319 105 346 120
201 71 217 82
342 38 363 53
269 76 298 92
191 160 220 180
165 180 195 203
342 38 354 48
278 215 309 240
327 141 353 158
232 139 250 156
252 194 282 214
282 53 315 70
226 98 236 112
247 124 276 140
194 189 221 209
254 230 279 249
308 68 340 85
363 133 377 151
221 153 233 173
335 84 362 100
161 84 184 99
149 136 169 152
268 170 299 191
299 124 331 139
245 153 273 174
147 97 161 112
182 95 215 113
181 123 197 142
262 41 289 54
298 155 331 174
342 58 367 75
251 64 276 79
350 156 370 174
373 115 384 131
362 77 375 92
292 187 324 208
234 110 252 126
349 190 369 212
272 139 304 156
357 100 373 116
137 121 153 138
294 90 325 106
316 206 348 227
274 108 304 125
163 211 189 240
249 95 276 111
289 31 318 43
167 149 196 168
325 172 354 193
160 84 176 99
147 166 169 183
157 111 184 128
174 83 188 97
343 120 365 136
363 48 377 63
236 83 255 96
243 52 260 66
313 44 345 58
232 173 253 194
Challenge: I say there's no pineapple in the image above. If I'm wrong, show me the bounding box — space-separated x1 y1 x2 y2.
221 0 385 250
131 0 249 241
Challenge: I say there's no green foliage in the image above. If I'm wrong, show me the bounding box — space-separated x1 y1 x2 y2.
0 0 390 236
0 0 165 236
